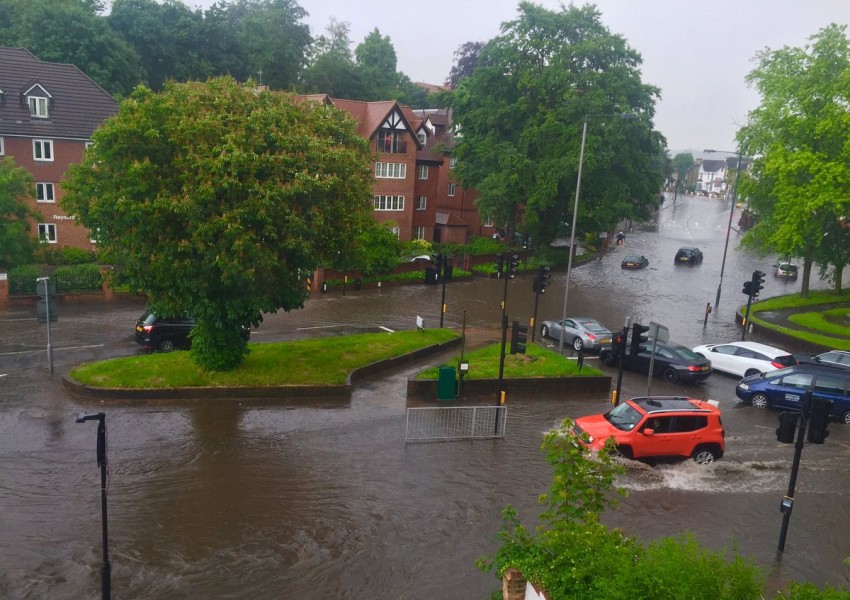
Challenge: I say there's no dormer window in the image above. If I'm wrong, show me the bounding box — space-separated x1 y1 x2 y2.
417 132 426 145
29 96 49 118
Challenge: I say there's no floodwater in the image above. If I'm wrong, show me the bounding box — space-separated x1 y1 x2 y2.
1 194 849 599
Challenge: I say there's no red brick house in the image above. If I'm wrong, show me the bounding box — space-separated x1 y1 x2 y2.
0 47 118 251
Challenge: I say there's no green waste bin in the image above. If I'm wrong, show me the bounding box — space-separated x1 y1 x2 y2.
437 366 456 400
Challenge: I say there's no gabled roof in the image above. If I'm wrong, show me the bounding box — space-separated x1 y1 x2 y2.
298 95 422 148
700 159 725 172
435 210 470 227
0 47 117 140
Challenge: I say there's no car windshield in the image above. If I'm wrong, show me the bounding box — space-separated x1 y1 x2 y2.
624 255 641 262
779 264 798 272
671 346 702 360
604 402 643 431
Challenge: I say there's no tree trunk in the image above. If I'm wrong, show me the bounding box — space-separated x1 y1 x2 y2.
801 254 814 298
835 264 844 294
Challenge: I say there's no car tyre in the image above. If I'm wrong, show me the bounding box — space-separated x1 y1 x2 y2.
541 325 549 339
615 445 633 460
692 445 719 464
744 368 761 377
600 350 616 367
573 337 584 352
158 338 175 353
750 393 769 409
661 367 679 383
842 411 850 425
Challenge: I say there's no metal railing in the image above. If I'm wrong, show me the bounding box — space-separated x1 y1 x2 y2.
405 406 507 442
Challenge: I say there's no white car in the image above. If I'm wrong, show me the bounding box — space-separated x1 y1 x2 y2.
691 341 797 377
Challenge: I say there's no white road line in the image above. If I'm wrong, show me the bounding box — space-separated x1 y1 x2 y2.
378 326 395 333
0 344 104 357
295 324 353 331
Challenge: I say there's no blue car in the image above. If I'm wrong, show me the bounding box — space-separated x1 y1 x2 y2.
735 363 850 424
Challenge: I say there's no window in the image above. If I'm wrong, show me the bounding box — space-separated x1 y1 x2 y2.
417 132 426 145
373 195 404 211
377 129 407 154
375 162 407 179
483 216 494 227
416 195 427 210
417 164 429 180
778 373 813 390
38 223 57 243
390 226 400 238
447 183 456 197
28 96 49 118
33 139 53 161
814 375 846 396
450 156 458 168
36 182 55 203
414 226 425 240
0 136 4 155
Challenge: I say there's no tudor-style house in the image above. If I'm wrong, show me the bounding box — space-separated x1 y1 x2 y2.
0 47 118 250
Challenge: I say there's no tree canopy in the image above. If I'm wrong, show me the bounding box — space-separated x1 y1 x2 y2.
450 2 666 245
62 77 376 370
0 157 40 270
739 24 850 296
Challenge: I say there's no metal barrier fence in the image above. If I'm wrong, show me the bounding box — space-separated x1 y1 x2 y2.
405 405 507 442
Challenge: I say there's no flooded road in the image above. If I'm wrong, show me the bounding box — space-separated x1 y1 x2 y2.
2 194 849 598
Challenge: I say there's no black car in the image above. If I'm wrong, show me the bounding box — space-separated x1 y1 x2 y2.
674 247 703 265
599 339 712 384
135 310 250 352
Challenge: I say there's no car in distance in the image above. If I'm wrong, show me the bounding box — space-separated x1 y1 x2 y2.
135 310 250 352
674 246 703 265
807 350 850 369
539 317 613 352
599 339 712 384
691 341 797 377
735 363 850 423
773 262 799 281
621 254 649 269
572 396 726 464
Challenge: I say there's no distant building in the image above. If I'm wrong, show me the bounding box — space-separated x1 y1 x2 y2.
0 47 118 250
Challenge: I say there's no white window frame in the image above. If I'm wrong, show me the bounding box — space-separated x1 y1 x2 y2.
33 139 54 162
417 132 426 145
417 164 429 180
28 96 49 118
414 226 425 240
375 162 407 179
36 182 55 203
450 156 458 168
0 136 4 155
390 226 400 238
448 183 456 197
483 216 495 227
38 223 57 243
373 195 405 211
416 195 427 211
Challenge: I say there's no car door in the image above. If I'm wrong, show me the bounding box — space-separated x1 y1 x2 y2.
767 371 813 410
707 344 739 375
667 415 709 457
635 416 675 457
812 373 850 419
561 319 578 340
732 347 767 375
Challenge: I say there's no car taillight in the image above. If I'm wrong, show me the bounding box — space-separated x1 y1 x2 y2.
687 365 702 372
586 333 597 341
142 325 154 333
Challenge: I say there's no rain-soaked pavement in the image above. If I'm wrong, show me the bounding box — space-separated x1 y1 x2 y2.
2 194 849 599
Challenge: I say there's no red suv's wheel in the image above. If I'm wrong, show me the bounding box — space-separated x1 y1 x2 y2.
692 446 719 464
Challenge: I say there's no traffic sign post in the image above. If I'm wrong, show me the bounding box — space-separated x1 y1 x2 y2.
36 277 56 373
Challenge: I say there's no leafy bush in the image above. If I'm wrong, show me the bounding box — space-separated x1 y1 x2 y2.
8 264 42 295
323 267 470 289
53 264 102 292
33 245 97 265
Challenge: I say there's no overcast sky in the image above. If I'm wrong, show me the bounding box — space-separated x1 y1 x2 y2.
185 0 850 154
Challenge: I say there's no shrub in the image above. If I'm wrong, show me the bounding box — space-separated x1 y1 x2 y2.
53 264 102 292
8 264 42 295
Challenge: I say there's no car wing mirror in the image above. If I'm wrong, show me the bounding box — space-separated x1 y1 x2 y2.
643 428 655 436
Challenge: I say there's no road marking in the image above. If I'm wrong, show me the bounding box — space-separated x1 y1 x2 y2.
296 324 353 331
0 343 104 357
379 326 395 333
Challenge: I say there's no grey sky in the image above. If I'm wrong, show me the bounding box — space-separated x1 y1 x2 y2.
186 0 850 154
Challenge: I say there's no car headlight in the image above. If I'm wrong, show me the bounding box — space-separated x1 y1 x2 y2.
738 383 749 390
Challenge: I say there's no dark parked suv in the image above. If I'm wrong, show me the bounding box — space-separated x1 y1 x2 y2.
674 246 703 265
134 310 250 352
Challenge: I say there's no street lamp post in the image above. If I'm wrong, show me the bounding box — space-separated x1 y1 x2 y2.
705 148 743 308
559 112 637 354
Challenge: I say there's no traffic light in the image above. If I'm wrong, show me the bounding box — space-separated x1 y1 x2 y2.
752 270 766 296
743 280 754 296
509 254 520 275
510 320 528 354
630 323 650 355
776 411 799 444
613 329 627 354
807 397 832 444
533 265 551 294
495 253 505 275
434 253 444 274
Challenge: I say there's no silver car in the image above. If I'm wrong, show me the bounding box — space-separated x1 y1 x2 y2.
539 317 613 351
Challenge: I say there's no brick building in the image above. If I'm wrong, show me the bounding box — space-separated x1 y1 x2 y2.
0 47 118 250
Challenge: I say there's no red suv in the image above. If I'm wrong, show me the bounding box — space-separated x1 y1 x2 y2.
573 396 725 464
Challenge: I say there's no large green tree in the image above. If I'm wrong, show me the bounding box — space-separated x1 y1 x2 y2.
0 157 40 270
300 18 364 98
62 77 375 370
450 2 666 245
0 0 144 97
738 24 850 296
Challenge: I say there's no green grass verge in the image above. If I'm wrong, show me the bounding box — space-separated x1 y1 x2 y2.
70 329 460 389
416 341 602 380
747 290 850 350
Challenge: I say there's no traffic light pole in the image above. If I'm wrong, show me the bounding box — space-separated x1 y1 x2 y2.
439 258 448 328
496 252 510 406
778 394 810 552
612 318 629 406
